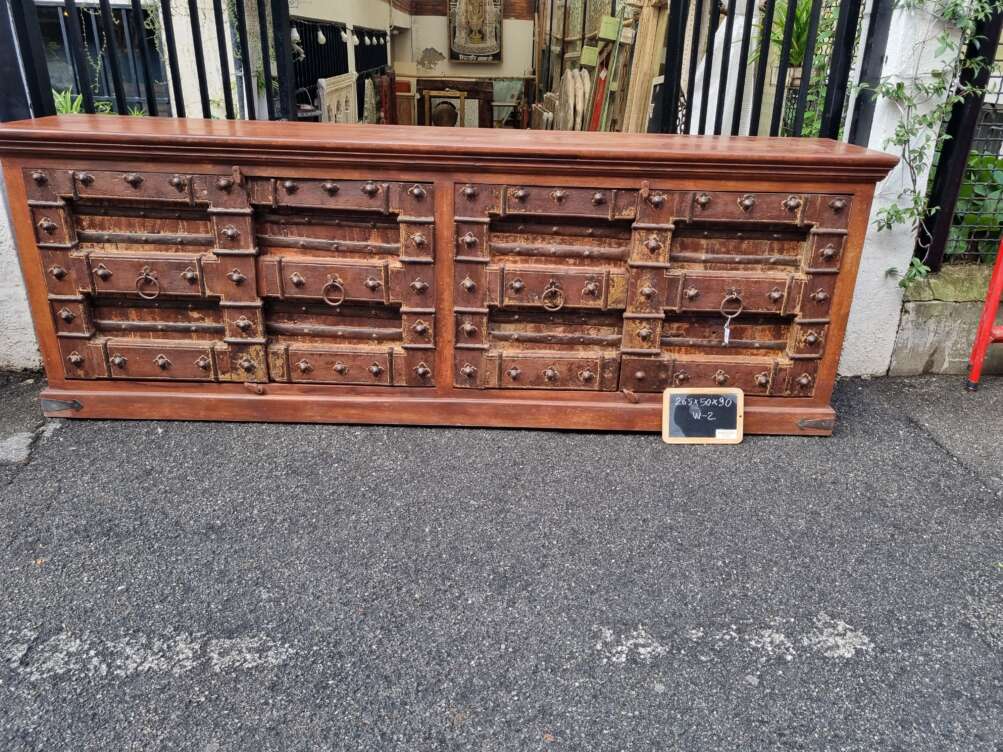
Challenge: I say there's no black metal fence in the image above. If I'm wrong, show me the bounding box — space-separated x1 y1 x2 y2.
919 9 1003 269
4 0 301 121
656 0 891 142
6 0 887 146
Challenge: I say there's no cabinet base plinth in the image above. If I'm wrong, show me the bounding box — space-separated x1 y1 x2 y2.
39 386 836 436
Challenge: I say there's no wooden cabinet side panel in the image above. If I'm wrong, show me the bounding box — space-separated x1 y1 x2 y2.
2 158 67 385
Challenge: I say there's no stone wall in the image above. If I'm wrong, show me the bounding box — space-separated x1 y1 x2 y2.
889 265 1003 376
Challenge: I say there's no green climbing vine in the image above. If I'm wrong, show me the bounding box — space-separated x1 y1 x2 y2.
860 0 1003 286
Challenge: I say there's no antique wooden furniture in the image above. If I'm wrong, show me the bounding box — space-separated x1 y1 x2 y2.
0 116 896 434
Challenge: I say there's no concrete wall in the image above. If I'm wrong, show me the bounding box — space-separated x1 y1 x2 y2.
292 0 396 31
392 17 536 79
0 176 40 370
889 266 1003 376
838 6 958 376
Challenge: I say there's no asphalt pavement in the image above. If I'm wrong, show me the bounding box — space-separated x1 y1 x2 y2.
0 371 1001 751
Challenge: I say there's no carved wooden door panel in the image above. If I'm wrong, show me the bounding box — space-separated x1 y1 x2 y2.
25 166 269 383
25 166 438 387
451 182 640 390
618 189 853 397
450 181 851 398
249 177 437 387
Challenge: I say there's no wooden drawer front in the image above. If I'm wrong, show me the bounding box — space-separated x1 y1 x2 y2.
50 299 90 336
211 214 255 253
31 206 73 245
286 347 393 385
800 275 837 319
808 231 846 269
492 352 616 390
790 323 827 357
665 272 800 315
106 340 216 381
24 167 73 203
72 170 192 202
400 222 435 260
59 339 107 379
785 360 819 396
260 259 389 304
402 313 435 347
269 178 393 212
86 253 205 298
494 266 620 311
808 194 852 229
455 183 503 216
477 352 617 391
41 250 79 296
397 182 435 217
455 222 488 259
502 185 637 220
400 268 435 308
672 358 778 393
688 190 807 223
620 355 782 394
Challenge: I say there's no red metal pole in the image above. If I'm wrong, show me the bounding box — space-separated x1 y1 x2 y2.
966 235 1003 390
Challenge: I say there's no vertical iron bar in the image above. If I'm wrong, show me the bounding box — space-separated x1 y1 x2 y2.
684 0 705 132
559 0 571 79
270 0 294 120
917 9 1003 271
848 0 893 145
122 5 143 105
211 0 235 118
187 0 212 117
542 0 555 94
0 0 33 121
791 0 823 136
64 0 96 113
234 0 256 119
658 0 687 133
130 0 159 114
747 0 776 136
159 0 185 116
10 0 56 115
98 0 127 113
730 0 755 134
698 0 720 134
769 0 798 135
714 0 737 135
818 0 864 138
56 4 75 92
255 0 275 119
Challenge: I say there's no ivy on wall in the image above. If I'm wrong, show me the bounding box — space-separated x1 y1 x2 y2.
862 0 1003 285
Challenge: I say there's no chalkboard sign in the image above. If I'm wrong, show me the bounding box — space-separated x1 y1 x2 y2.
662 388 744 444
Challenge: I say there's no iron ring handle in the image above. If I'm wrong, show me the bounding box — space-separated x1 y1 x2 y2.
541 283 565 312
719 292 743 318
135 269 161 300
321 277 346 307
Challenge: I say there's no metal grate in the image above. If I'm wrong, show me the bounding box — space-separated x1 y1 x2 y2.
939 48 1003 264
657 0 875 139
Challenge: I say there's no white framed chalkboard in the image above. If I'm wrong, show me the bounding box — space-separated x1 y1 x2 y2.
662 388 744 445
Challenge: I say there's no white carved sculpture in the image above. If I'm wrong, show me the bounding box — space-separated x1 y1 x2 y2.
318 73 358 124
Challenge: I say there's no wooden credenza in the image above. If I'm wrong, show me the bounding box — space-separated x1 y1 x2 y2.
0 116 896 434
